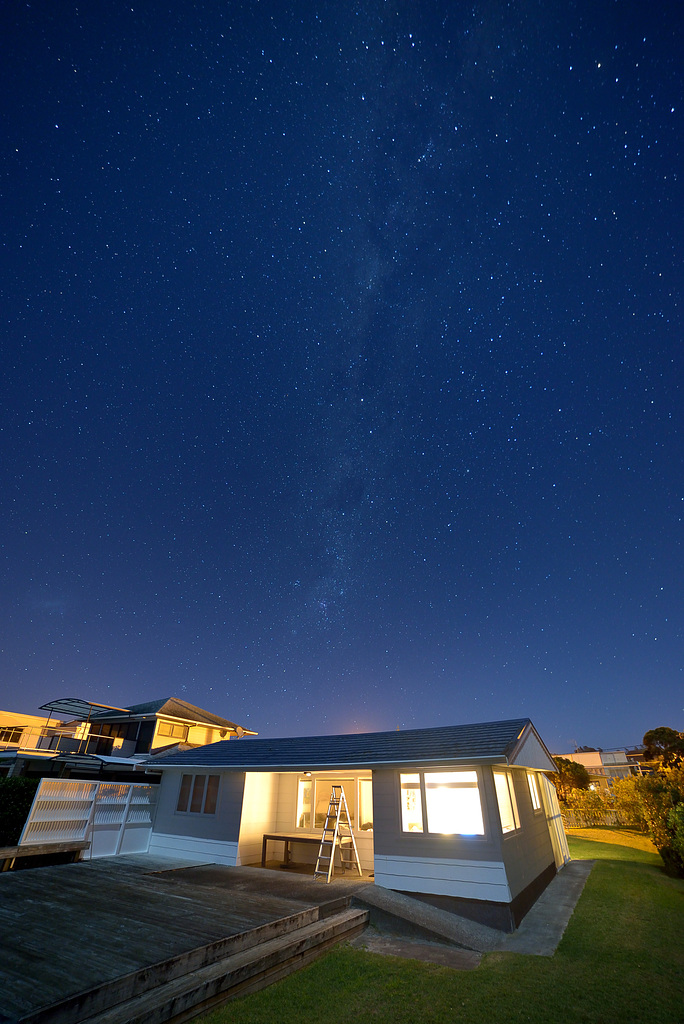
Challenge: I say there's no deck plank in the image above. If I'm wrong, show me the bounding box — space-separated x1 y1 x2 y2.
0 854 372 1020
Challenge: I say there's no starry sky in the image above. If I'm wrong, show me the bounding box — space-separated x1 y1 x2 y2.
1 0 682 752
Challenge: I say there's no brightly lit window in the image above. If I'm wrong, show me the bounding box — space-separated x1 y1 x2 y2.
314 780 355 828
177 774 220 814
358 778 373 831
527 772 541 811
296 777 312 829
400 773 424 832
494 771 521 833
424 771 485 835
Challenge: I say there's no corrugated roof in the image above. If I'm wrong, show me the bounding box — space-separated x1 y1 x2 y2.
143 718 545 771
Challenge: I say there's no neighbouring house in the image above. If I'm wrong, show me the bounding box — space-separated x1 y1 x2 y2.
144 717 569 931
557 748 634 792
0 697 256 782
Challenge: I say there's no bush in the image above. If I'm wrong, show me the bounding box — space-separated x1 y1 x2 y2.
0 776 40 846
636 767 684 877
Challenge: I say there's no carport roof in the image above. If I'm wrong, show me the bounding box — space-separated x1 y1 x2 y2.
143 717 555 772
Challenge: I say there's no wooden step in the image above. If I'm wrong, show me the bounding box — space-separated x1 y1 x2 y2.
20 908 368 1024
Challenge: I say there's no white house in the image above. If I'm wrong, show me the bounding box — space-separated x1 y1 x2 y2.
145 717 569 931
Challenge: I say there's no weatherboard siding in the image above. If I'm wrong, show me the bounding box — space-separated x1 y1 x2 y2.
499 770 556 899
152 768 245 843
374 854 511 902
147 833 239 865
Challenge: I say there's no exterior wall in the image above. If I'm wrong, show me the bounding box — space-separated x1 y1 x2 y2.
511 730 556 771
373 853 510 901
372 766 509 901
237 772 280 865
372 765 555 907
496 768 555 901
150 768 245 848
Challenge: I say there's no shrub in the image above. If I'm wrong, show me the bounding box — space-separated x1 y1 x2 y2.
0 776 40 846
636 767 684 877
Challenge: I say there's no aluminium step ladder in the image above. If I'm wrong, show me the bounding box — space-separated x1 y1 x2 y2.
313 785 363 882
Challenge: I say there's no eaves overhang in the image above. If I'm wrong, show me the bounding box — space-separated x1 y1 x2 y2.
147 753 509 773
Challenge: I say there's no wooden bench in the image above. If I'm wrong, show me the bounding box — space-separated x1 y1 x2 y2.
0 840 90 872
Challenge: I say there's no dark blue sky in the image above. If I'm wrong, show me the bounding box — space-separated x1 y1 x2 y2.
1 1 682 751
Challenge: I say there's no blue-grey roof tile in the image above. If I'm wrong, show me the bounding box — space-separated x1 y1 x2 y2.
144 718 539 771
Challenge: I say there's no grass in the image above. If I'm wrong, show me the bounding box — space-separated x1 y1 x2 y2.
196 830 684 1024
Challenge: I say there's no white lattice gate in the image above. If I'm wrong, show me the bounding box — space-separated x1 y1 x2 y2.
19 778 158 858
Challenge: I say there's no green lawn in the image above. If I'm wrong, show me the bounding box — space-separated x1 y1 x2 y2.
197 830 684 1024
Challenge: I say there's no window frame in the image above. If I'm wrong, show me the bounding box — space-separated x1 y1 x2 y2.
399 768 486 838
176 773 220 815
493 770 521 835
527 771 542 813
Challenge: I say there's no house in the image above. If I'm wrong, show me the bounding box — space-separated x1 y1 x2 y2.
0 697 256 782
557 748 633 792
145 717 569 931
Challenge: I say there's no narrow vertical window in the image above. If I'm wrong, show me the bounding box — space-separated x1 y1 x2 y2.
358 778 373 831
189 775 207 813
204 775 220 814
296 778 312 829
400 773 423 832
527 772 541 811
177 774 192 812
494 771 521 833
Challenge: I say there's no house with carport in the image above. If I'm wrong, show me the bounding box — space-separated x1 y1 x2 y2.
146 717 569 931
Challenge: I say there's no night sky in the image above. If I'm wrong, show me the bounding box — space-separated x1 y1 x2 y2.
1 1 682 752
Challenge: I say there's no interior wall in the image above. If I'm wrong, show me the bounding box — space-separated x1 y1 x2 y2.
237 771 280 865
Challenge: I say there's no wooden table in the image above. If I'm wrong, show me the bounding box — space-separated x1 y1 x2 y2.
261 832 322 868
261 831 357 869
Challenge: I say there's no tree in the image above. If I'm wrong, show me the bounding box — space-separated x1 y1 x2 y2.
643 727 684 766
549 756 591 803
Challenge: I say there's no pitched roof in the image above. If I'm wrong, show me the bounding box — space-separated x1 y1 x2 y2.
143 718 554 772
90 697 254 733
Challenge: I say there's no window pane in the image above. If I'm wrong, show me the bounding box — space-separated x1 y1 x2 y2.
424 771 484 835
177 774 192 812
296 778 312 829
494 771 520 833
400 773 423 832
359 778 373 831
204 775 219 814
314 781 355 828
189 775 207 814
527 772 541 811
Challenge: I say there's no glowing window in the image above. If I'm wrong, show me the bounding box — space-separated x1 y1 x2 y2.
296 778 312 829
314 780 355 828
424 771 485 835
400 773 424 832
494 771 521 833
358 778 373 831
527 772 541 811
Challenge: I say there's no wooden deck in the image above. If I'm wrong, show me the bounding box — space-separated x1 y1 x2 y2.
0 853 373 1022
